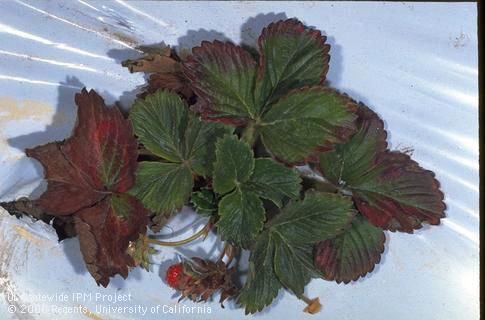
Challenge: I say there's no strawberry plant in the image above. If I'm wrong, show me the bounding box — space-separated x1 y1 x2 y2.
1 18 445 315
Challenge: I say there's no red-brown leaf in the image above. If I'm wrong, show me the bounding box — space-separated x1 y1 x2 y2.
75 195 148 287
314 215 385 284
26 88 147 286
26 142 103 215
319 105 445 232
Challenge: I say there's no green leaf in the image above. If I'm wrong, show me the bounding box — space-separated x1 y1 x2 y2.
245 158 301 207
130 90 230 172
272 235 318 295
239 191 355 310
212 135 255 194
319 106 445 232
216 187 265 248
129 91 230 215
256 19 331 107
314 215 386 284
129 162 192 215
191 188 218 217
184 118 233 177
260 191 354 294
238 232 282 314
259 87 356 164
130 90 189 162
212 136 302 248
183 41 258 123
268 191 356 245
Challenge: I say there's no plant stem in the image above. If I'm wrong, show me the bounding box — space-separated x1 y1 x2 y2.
241 121 258 146
298 294 312 304
301 175 339 193
147 221 212 247
138 148 154 156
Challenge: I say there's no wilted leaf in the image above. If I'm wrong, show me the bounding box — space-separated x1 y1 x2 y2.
75 195 147 286
122 46 179 73
314 214 385 284
122 46 192 99
319 106 446 232
26 89 148 286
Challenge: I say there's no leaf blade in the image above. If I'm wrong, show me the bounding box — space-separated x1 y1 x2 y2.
185 119 233 177
216 188 265 248
272 233 317 294
256 19 331 107
269 191 356 245
237 231 282 314
245 158 302 207
129 162 193 216
130 90 188 162
319 106 446 232
184 41 258 124
314 215 386 283
260 87 356 164
74 195 148 287
212 135 255 194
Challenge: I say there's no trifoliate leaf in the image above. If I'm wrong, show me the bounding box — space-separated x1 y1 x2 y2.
212 135 255 194
314 214 385 283
239 191 355 312
26 89 148 287
184 40 257 124
265 191 354 294
245 158 301 207
237 232 282 314
129 90 230 215
255 18 331 106
183 21 357 163
128 162 192 215
191 188 218 217
260 87 357 164
318 106 446 232
216 187 265 249
212 135 302 248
